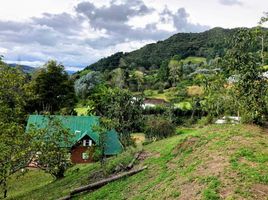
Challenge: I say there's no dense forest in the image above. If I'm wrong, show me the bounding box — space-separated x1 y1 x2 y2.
85 27 267 72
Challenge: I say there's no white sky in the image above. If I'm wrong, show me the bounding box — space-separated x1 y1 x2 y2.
0 0 265 27
0 0 76 21
146 0 266 28
0 0 267 70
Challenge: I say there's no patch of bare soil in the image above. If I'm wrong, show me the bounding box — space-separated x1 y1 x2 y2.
219 187 233 199
195 154 228 177
138 151 160 161
230 135 253 147
179 180 204 200
261 128 268 136
168 162 178 170
239 157 258 168
218 171 239 199
252 184 268 200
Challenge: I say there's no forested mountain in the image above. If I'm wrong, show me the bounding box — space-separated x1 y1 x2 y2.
85 27 243 72
8 63 35 73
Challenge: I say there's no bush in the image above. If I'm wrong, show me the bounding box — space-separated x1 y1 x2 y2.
92 147 101 162
144 117 176 140
143 105 167 115
197 116 213 127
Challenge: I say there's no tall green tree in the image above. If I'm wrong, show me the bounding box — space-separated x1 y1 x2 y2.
74 71 103 99
0 123 34 199
0 58 34 198
0 61 29 123
92 87 143 146
258 12 268 65
201 73 237 122
31 117 73 179
109 68 128 89
129 70 144 92
223 29 267 124
92 118 115 175
32 60 76 114
157 60 169 82
168 59 183 86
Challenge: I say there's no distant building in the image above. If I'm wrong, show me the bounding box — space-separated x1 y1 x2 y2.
26 115 123 164
142 98 167 108
263 71 268 79
215 116 241 124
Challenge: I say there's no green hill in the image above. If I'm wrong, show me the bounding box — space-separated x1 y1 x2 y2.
85 27 240 72
7 124 268 200
8 63 35 74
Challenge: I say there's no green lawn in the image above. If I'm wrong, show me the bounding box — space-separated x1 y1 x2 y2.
7 169 52 199
143 87 179 102
182 56 206 64
6 125 268 200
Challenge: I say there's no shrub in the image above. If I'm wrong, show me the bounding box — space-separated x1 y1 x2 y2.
144 117 176 140
197 116 213 126
143 105 167 115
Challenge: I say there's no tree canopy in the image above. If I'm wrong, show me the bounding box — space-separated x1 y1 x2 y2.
31 60 76 114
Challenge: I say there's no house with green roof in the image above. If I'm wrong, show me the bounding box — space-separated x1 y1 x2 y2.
26 115 123 164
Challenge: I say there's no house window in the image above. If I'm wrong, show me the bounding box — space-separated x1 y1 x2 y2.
83 139 92 147
82 152 89 160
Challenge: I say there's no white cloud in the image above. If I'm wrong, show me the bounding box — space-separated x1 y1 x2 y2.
5 60 45 68
0 47 8 54
0 0 267 71
219 0 243 6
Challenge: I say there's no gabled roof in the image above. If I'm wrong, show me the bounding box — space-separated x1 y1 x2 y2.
144 98 167 105
104 129 123 155
26 115 123 155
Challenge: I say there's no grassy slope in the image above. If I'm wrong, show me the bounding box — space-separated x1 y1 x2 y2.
7 125 268 200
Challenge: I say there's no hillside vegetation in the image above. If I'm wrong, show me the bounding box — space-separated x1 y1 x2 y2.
7 125 268 200
2 26 268 200
85 27 242 71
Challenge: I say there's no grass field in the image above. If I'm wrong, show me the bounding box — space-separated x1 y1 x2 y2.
143 87 179 102
182 56 206 64
6 125 268 200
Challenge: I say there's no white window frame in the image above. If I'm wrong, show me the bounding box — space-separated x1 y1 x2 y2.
82 152 89 160
83 139 92 147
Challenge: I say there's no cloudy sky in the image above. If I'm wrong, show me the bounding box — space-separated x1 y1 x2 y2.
0 0 267 71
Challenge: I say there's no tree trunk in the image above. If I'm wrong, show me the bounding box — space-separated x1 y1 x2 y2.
70 166 147 196
127 152 141 170
4 189 7 199
58 166 147 200
3 177 7 199
261 35 264 66
191 98 196 120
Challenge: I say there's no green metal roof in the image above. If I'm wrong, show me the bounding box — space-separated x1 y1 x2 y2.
104 129 123 155
26 115 123 155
